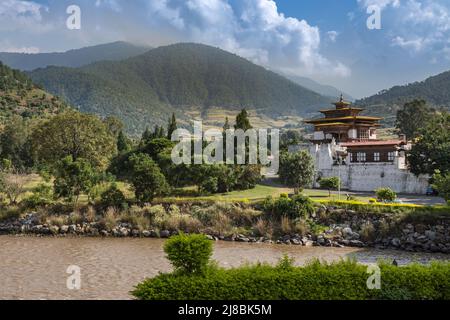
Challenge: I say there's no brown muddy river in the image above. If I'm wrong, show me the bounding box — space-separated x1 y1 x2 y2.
0 235 448 300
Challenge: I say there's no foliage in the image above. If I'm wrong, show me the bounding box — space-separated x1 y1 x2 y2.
234 109 252 131
29 43 331 135
31 111 116 169
375 188 397 202
279 151 315 193
100 183 127 209
23 183 53 208
319 177 340 196
408 112 450 176
129 153 168 204
262 194 315 220
0 169 31 204
163 233 213 275
395 99 436 139
53 156 98 204
132 259 450 300
432 171 450 201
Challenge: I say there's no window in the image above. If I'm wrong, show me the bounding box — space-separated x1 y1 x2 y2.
349 153 353 162
388 152 395 162
357 152 366 162
374 152 380 162
359 129 369 140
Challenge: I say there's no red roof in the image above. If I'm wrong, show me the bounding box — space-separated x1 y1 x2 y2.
341 140 405 147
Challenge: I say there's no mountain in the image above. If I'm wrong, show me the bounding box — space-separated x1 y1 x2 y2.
356 70 450 126
28 43 332 135
283 74 353 101
0 61 68 124
0 41 151 71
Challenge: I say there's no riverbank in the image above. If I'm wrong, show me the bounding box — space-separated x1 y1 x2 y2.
0 236 448 300
1 201 448 254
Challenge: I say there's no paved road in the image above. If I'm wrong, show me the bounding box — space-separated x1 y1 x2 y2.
336 190 446 206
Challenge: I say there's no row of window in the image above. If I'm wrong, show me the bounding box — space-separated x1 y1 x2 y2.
350 152 395 163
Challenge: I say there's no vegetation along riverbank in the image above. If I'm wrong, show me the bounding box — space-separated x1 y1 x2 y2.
132 233 450 300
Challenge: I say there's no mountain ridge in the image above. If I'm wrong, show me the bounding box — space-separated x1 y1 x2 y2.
28 43 333 135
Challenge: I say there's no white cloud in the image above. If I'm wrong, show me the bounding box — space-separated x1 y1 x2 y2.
95 0 122 12
327 31 339 42
358 0 400 10
146 0 350 78
0 0 49 31
392 36 426 51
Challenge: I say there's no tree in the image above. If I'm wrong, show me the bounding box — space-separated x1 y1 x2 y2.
100 183 127 208
129 153 168 204
408 112 450 176
223 117 230 132
31 111 116 169
167 113 177 139
164 233 213 275
53 156 98 204
0 115 33 169
0 167 32 204
432 171 450 201
235 109 252 131
104 116 124 138
117 130 132 153
375 187 397 202
319 177 341 197
396 99 435 139
279 151 315 194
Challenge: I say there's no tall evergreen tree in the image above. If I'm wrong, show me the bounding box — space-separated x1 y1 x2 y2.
167 113 177 139
117 130 132 153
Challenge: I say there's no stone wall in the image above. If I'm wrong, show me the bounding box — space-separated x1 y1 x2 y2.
309 143 429 194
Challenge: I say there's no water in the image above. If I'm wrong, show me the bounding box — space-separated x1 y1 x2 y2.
0 236 448 300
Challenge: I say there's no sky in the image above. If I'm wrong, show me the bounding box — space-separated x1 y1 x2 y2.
0 0 449 98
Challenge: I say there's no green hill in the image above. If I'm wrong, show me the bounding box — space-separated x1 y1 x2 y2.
29 43 332 135
356 70 450 126
0 41 151 71
0 61 68 125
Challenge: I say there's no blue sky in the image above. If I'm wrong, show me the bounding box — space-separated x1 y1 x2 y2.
0 0 449 98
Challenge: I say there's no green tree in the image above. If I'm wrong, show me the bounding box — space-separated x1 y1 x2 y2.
432 171 450 201
53 156 98 204
117 130 132 153
167 113 177 139
31 111 116 169
100 183 127 208
319 177 341 197
375 187 397 202
0 115 33 169
103 116 124 138
279 151 315 194
395 99 435 139
235 109 252 131
164 233 213 275
129 153 168 204
408 112 450 175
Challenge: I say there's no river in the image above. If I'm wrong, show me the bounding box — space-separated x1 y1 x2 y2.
0 235 448 300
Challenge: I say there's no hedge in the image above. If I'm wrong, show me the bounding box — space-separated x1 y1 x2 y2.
132 260 450 300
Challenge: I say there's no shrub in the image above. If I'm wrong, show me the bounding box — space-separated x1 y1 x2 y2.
376 188 397 202
200 177 219 195
132 260 450 300
369 198 377 203
319 177 340 196
100 184 126 209
163 233 213 275
23 183 53 208
262 194 314 220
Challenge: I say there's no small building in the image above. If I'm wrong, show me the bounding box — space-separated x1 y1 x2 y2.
302 95 429 194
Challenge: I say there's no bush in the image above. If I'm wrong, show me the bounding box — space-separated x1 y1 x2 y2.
23 183 53 208
100 183 126 209
376 188 397 202
163 233 213 275
132 259 450 300
319 177 340 196
369 198 377 203
200 177 218 195
262 194 315 220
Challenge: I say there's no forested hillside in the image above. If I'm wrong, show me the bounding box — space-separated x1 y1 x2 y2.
0 42 151 71
29 43 332 135
0 62 68 124
356 70 450 126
